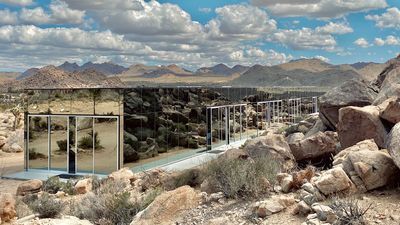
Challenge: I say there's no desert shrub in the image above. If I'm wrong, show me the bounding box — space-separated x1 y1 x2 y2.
329 198 371 225
166 168 204 190
42 176 75 195
56 139 68 152
140 187 163 209
78 131 103 150
204 155 279 199
71 180 140 225
28 148 46 160
15 197 33 218
26 193 64 218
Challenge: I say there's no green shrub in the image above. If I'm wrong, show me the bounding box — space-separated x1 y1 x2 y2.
78 131 103 150
204 155 279 199
26 193 64 218
42 176 75 195
56 139 68 152
29 148 46 160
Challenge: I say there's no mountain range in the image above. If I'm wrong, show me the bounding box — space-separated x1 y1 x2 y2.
0 58 388 89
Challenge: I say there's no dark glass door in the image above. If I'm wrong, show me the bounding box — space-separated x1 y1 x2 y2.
68 116 76 174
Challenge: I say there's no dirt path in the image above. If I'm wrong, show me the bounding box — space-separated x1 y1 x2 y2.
0 151 25 195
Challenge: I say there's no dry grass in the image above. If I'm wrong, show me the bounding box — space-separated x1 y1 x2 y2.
329 198 372 225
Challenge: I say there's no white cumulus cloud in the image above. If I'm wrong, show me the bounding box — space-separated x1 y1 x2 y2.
354 38 370 48
0 0 33 6
251 0 387 19
315 22 353 34
0 9 18 25
366 7 400 29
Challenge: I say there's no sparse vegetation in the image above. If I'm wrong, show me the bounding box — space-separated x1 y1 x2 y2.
42 176 75 195
26 193 64 218
56 139 68 152
70 180 161 225
28 148 46 160
78 130 103 150
329 198 372 225
204 155 279 199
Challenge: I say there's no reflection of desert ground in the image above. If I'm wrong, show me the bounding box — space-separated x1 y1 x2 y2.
0 152 24 194
29 121 118 174
29 100 120 115
120 73 240 84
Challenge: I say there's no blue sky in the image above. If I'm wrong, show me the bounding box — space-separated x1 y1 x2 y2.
0 0 399 71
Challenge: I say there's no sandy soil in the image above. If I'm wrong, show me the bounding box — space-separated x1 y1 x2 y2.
0 151 24 194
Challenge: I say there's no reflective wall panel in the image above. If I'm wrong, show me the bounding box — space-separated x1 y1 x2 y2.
28 116 48 170
50 117 68 171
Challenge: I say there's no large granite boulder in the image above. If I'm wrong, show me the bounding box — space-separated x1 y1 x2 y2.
377 97 400 124
341 150 399 191
337 105 388 149
289 131 338 161
16 179 43 196
130 186 200 225
373 55 400 105
386 123 400 169
243 133 295 170
318 79 377 130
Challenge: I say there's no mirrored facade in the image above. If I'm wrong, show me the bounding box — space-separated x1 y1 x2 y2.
25 87 324 175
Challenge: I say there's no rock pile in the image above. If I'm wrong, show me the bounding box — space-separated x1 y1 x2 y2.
0 113 23 153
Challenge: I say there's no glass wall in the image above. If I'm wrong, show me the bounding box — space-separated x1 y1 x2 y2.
50 116 68 171
28 116 49 170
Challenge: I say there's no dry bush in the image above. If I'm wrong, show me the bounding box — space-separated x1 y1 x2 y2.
15 197 33 218
69 179 160 225
25 193 64 218
329 198 371 225
204 155 279 199
165 168 204 190
291 166 316 189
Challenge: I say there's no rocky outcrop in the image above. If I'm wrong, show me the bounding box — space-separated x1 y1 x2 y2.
130 186 200 225
0 193 16 223
378 97 400 124
337 105 388 149
386 123 400 169
243 133 295 170
318 79 377 130
340 149 399 191
333 139 378 166
286 132 304 144
289 131 338 161
16 179 43 196
373 55 400 105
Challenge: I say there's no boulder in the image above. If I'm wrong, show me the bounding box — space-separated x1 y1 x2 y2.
10 143 23 153
16 179 43 196
74 178 93 195
123 144 139 163
304 119 327 139
108 167 136 185
255 199 286 218
311 203 336 224
318 79 377 130
130 186 200 225
243 133 295 170
385 123 400 169
341 150 399 191
378 97 400 124
286 132 304 144
314 167 353 195
333 139 378 166
0 193 16 223
373 56 400 105
289 131 337 161
0 136 6 149
337 105 388 149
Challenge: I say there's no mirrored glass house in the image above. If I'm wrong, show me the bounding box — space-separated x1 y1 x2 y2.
24 87 325 175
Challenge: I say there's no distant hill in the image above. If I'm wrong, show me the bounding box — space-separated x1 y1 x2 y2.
0 72 19 82
2 66 125 91
196 63 249 76
277 58 333 73
17 68 39 80
59 61 128 75
230 63 362 87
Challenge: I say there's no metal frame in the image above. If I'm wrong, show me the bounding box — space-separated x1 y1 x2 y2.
256 100 283 136
26 114 120 174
